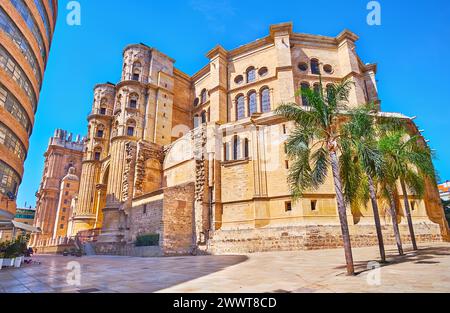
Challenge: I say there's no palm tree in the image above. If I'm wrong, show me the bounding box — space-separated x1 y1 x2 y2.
340 104 386 262
378 129 435 251
378 171 405 256
275 80 356 275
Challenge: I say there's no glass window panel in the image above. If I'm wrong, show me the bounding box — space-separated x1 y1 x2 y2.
311 59 320 75
33 0 51 41
247 68 256 83
0 44 38 111
0 160 22 197
47 0 54 19
236 95 245 120
0 122 27 160
248 92 257 116
261 88 271 113
0 7 42 87
301 83 310 106
10 0 47 62
0 83 32 133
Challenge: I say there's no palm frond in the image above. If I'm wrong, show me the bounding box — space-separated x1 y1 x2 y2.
310 147 330 189
404 169 425 197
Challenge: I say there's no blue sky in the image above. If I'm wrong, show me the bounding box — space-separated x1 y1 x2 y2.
16 0 450 207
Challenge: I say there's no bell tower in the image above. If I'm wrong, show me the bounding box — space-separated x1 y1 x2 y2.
71 83 115 235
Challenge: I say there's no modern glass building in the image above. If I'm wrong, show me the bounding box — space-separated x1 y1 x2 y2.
0 0 58 222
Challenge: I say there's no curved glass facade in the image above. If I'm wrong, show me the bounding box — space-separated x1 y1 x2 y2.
0 7 42 87
0 0 56 214
11 0 47 62
0 122 27 161
0 83 32 134
33 0 51 41
0 44 37 111
0 159 21 197
47 0 54 19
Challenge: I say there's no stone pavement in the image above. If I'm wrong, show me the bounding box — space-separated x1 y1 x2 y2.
0 243 449 293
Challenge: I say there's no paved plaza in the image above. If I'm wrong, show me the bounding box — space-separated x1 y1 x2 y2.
0 243 449 293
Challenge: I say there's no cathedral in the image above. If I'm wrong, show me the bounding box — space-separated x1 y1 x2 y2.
33 22 449 255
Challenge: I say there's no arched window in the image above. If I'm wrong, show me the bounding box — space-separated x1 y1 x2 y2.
300 82 310 106
127 120 136 137
96 124 105 138
194 114 199 128
132 61 142 81
193 98 200 107
99 98 107 114
246 67 256 83
260 87 271 113
311 59 320 75
326 84 333 98
313 83 321 95
248 91 257 116
236 94 245 120
200 89 208 104
233 135 239 160
258 67 268 77
94 147 102 161
244 138 249 159
129 94 138 109
201 110 207 124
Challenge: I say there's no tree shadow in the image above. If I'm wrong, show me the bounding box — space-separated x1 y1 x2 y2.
335 245 450 275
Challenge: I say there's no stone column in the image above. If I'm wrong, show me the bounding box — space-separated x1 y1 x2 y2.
72 160 100 234
93 184 107 229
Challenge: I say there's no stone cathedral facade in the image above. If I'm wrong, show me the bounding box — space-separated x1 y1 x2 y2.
67 23 448 255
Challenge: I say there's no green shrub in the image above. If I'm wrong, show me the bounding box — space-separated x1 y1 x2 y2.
0 235 30 258
135 233 160 247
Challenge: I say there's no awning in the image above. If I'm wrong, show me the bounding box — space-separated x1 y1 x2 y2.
12 221 41 233
0 209 14 221
0 220 41 233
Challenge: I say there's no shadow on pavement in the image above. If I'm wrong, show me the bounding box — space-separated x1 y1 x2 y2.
334 245 450 275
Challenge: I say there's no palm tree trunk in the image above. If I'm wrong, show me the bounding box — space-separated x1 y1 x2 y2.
367 176 386 263
330 151 355 275
400 179 418 251
388 188 404 256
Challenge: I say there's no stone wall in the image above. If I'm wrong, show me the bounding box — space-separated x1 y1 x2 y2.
161 183 195 255
208 223 443 254
127 197 163 243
